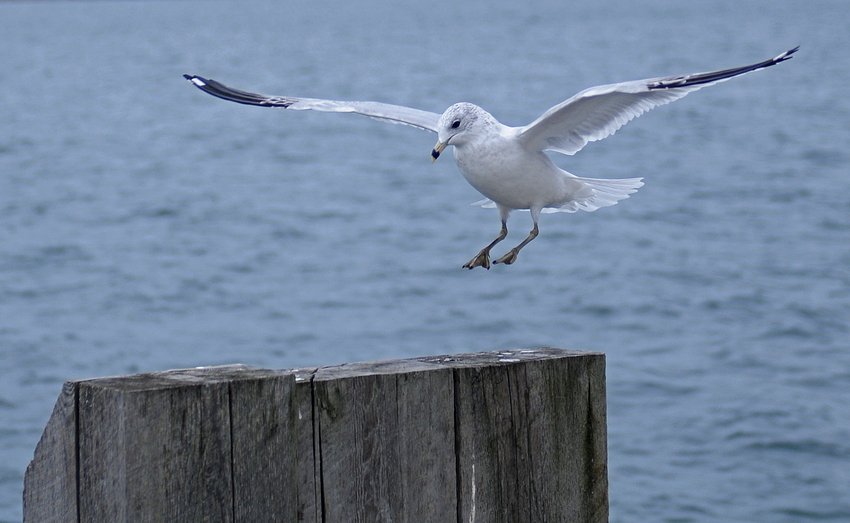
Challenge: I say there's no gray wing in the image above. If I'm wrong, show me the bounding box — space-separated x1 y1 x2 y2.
183 75 441 133
517 47 798 156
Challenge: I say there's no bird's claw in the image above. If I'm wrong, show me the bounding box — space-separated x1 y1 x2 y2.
463 249 491 270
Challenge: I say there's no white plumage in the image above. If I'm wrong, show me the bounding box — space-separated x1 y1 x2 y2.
185 46 797 269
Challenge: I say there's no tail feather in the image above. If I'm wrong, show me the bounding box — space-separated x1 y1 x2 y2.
472 176 644 213
547 176 644 213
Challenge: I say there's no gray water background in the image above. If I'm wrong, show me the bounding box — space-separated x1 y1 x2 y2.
2 0 849 521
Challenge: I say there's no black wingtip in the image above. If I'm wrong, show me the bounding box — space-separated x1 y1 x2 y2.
777 46 800 62
183 74 208 86
181 75 296 108
647 47 801 91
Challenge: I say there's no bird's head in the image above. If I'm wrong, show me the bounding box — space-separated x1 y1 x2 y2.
431 102 485 162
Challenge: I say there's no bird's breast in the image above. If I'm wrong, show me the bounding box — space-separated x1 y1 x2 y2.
453 138 567 210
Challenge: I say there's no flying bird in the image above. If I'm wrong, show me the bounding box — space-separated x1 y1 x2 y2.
184 46 797 269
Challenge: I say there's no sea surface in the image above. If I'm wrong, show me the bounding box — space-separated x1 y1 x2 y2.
1 0 849 521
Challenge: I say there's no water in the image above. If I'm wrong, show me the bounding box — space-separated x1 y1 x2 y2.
1 0 849 520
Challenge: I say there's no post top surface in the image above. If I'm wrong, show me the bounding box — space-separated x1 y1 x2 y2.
71 348 603 390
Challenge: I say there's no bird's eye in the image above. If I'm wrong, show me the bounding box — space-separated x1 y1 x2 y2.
451 120 461 129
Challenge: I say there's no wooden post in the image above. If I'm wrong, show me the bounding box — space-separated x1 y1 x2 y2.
24 349 607 523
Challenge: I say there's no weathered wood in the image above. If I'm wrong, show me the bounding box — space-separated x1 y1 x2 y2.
292 368 322 523
445 350 608 523
78 371 233 522
227 368 298 522
23 381 78 523
313 359 457 523
25 349 607 523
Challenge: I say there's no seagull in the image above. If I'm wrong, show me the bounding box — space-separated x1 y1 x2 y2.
184 46 797 269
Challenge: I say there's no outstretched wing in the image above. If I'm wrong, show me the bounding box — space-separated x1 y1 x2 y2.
517 47 798 156
183 75 441 133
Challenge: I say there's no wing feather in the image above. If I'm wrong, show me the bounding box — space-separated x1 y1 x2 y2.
183 75 441 133
517 47 798 156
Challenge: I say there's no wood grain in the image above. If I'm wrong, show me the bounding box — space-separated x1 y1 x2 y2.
24 350 607 523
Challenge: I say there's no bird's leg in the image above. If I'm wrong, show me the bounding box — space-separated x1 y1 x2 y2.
494 223 539 265
463 221 508 270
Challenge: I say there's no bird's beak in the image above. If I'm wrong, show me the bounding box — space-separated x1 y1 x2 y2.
431 141 447 162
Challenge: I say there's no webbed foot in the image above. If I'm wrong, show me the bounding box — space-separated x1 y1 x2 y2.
493 249 519 265
463 249 491 270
